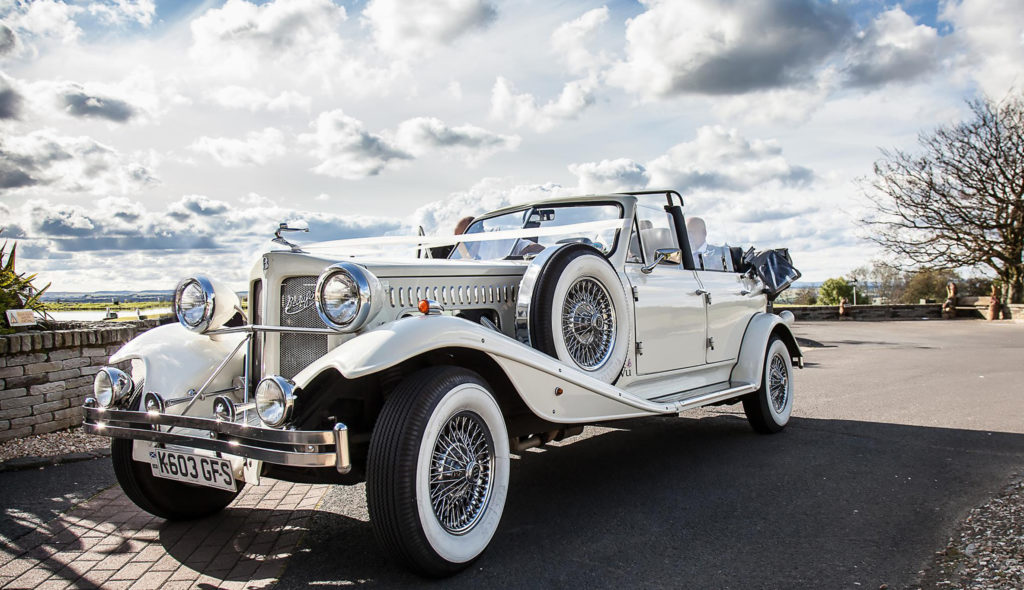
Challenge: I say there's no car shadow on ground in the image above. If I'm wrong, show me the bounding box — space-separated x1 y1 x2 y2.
275 414 1024 589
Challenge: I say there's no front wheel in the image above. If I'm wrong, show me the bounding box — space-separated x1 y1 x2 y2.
367 366 510 577
742 337 794 434
111 438 243 520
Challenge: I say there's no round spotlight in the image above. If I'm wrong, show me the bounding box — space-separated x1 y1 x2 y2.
93 367 134 408
255 376 294 427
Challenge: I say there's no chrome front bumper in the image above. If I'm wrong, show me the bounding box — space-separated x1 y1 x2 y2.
82 398 351 474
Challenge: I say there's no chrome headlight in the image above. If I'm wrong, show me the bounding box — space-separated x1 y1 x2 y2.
315 263 378 332
173 275 239 333
255 376 295 427
93 367 134 408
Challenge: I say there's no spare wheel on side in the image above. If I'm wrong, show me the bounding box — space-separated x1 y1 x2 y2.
521 244 632 384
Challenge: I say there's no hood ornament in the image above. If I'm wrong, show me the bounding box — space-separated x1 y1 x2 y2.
273 222 308 252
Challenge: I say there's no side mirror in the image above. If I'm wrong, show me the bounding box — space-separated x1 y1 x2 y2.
641 248 681 274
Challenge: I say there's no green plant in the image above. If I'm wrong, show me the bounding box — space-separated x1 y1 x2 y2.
1 230 51 333
817 277 866 306
899 268 959 303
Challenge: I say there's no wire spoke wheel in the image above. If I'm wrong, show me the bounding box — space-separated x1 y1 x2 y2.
560 277 616 370
429 411 495 535
768 354 789 413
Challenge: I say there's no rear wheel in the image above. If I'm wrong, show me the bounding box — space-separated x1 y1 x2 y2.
111 438 243 520
742 337 794 434
367 366 510 577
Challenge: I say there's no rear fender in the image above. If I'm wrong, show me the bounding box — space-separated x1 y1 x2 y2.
110 323 246 401
729 312 803 387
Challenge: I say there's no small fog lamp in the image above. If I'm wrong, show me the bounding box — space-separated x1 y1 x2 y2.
255 376 295 427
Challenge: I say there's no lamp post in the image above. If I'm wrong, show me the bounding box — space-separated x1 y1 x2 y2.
849 279 858 306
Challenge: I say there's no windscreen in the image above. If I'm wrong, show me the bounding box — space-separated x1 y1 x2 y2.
450 204 623 261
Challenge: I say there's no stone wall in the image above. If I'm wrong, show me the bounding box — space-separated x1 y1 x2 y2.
779 304 943 321
0 321 162 442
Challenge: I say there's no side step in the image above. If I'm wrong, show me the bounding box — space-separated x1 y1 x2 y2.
651 382 758 413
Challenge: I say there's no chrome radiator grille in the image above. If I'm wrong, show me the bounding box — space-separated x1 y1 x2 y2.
279 276 328 379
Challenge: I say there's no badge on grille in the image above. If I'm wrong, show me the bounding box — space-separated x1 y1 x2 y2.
283 284 316 315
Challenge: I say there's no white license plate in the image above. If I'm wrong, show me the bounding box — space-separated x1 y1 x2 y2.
149 448 237 492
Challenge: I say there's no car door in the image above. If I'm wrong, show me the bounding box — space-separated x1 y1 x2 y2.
694 269 763 364
625 266 707 374
622 211 707 375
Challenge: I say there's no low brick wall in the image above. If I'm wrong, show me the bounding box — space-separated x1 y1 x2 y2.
780 304 943 321
0 320 162 442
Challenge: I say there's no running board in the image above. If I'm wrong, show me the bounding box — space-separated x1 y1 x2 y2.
650 382 758 414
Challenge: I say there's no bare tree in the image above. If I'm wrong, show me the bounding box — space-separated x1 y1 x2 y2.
862 94 1024 303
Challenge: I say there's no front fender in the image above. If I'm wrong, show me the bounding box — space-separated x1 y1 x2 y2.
292 316 660 423
110 323 246 400
729 312 803 387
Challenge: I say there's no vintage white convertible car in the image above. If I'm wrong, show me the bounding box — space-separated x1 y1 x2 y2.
84 191 802 576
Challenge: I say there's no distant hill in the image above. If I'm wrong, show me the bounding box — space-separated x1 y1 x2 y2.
42 289 247 302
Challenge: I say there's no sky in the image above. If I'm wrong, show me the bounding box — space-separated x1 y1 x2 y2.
0 0 1022 293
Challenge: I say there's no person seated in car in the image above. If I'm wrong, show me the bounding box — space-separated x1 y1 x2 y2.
686 217 732 271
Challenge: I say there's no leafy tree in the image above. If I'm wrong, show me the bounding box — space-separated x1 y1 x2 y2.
849 260 908 304
1 230 50 333
862 94 1024 303
792 288 818 305
958 275 994 297
899 268 959 303
818 277 866 305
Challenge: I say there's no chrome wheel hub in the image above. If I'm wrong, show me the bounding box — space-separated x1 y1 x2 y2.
429 411 494 535
768 354 789 413
561 277 616 370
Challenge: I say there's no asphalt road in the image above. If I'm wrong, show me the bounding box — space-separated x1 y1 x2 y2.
277 320 1024 589
2 320 1021 588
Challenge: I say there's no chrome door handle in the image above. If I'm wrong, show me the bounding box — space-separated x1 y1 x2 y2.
694 289 709 296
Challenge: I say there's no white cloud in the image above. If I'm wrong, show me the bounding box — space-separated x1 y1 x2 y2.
19 70 170 125
393 116 520 162
299 109 411 179
0 73 24 120
606 0 850 99
0 129 158 195
362 0 496 56
206 86 311 112
0 22 18 55
9 193 408 290
845 8 944 88
189 0 361 80
713 69 838 126
568 158 648 194
189 128 287 167
942 0 1024 97
411 177 569 235
551 6 609 76
490 76 597 132
646 126 813 192
4 0 82 44
567 127 813 195
87 0 156 28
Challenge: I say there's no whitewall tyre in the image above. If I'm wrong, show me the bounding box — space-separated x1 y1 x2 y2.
531 247 632 384
742 337 794 434
366 366 510 577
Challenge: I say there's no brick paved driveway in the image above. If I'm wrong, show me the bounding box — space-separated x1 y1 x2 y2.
0 480 327 590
